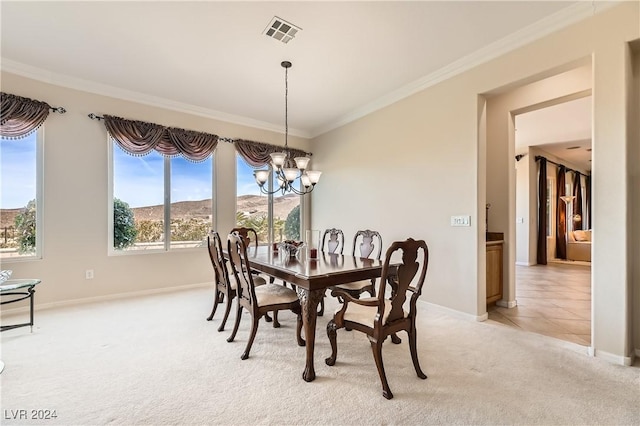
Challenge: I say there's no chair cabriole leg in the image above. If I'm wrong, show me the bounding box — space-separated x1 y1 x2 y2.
227 305 243 343
370 337 393 399
241 315 260 360
409 325 427 379
218 294 233 332
325 320 338 366
206 290 221 321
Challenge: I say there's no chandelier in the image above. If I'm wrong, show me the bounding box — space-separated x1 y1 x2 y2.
254 61 321 195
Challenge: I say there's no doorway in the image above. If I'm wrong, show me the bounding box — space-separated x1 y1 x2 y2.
484 64 593 347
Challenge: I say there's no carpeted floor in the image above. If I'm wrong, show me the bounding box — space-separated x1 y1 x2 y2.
1 286 638 425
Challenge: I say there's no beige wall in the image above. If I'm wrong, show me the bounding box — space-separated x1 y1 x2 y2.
312 3 639 362
2 3 638 363
0 72 309 306
630 42 640 357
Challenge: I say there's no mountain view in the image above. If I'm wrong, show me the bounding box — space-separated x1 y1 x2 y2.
0 194 300 229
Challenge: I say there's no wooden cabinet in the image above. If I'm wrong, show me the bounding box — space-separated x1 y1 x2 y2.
486 233 504 305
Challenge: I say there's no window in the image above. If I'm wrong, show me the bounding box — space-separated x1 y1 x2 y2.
0 131 43 259
235 155 300 245
110 141 213 252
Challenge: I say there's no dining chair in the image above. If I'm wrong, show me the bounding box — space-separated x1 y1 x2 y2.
230 226 278 323
332 229 382 298
206 231 234 330
322 228 345 255
325 238 430 399
226 231 304 360
315 228 345 316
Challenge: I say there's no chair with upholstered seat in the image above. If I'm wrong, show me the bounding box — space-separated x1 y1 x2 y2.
332 229 382 298
322 228 345 255
315 228 345 316
229 226 278 323
206 231 237 331
226 231 304 360
326 238 429 399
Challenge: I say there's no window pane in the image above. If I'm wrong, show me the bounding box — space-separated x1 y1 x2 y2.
1 133 37 258
236 155 269 244
275 192 300 242
113 145 164 251
170 156 213 249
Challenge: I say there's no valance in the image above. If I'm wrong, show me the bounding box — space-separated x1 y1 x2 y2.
103 115 218 162
234 138 309 168
0 92 65 139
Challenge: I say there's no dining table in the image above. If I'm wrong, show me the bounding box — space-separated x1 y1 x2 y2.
235 245 391 382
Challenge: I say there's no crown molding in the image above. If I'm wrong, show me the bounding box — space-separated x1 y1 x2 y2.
310 1 618 138
0 58 311 139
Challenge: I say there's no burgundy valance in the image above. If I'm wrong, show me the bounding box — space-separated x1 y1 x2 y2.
234 138 309 168
103 114 219 162
0 92 60 139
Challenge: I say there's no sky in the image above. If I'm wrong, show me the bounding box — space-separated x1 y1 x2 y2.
1 135 275 210
1 133 37 209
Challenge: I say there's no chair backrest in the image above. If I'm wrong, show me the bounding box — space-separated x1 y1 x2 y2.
207 231 230 289
378 238 429 326
230 227 259 249
322 228 344 254
352 229 382 260
227 232 258 309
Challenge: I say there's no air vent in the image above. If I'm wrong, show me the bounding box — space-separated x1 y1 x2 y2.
566 146 581 150
264 16 301 44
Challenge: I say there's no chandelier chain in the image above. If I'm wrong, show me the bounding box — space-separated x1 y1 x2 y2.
284 64 289 150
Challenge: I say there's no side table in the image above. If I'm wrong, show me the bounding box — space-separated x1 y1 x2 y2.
1 278 42 332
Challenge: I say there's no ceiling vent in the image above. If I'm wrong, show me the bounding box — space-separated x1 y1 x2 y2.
264 16 301 44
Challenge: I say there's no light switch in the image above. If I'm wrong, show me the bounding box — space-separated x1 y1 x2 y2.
451 215 471 227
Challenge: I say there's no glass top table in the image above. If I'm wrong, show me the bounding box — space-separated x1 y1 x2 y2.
1 278 42 332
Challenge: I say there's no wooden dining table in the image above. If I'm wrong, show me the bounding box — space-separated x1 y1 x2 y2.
238 245 389 382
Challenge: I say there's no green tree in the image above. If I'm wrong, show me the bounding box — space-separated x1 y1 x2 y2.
284 205 300 240
114 198 137 249
15 199 36 254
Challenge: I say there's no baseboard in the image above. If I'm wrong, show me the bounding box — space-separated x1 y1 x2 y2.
421 300 488 322
515 261 535 266
1 282 212 317
594 349 635 366
497 299 517 308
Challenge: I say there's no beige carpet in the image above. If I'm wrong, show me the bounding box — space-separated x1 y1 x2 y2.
1 286 638 425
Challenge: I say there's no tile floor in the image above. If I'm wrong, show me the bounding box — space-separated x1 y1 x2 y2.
487 262 592 346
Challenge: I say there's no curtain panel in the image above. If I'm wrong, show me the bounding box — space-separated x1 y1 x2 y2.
103 115 219 162
536 157 547 265
0 92 53 139
234 138 309 168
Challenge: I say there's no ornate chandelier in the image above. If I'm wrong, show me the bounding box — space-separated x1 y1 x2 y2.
254 61 321 195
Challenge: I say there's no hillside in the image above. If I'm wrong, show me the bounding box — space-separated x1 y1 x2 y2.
0 194 300 229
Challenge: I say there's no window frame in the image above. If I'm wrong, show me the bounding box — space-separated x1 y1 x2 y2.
108 137 215 255
234 154 304 246
0 129 44 261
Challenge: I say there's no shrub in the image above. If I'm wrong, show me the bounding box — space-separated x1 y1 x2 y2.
284 205 300 240
15 199 36 254
114 198 137 249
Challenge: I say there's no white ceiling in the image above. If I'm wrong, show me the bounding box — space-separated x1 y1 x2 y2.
2 1 602 140
515 96 592 171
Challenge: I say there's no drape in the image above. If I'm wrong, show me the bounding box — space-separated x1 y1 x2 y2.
103 115 219 162
0 92 52 139
537 157 547 265
556 165 567 260
573 171 583 231
234 138 309 167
